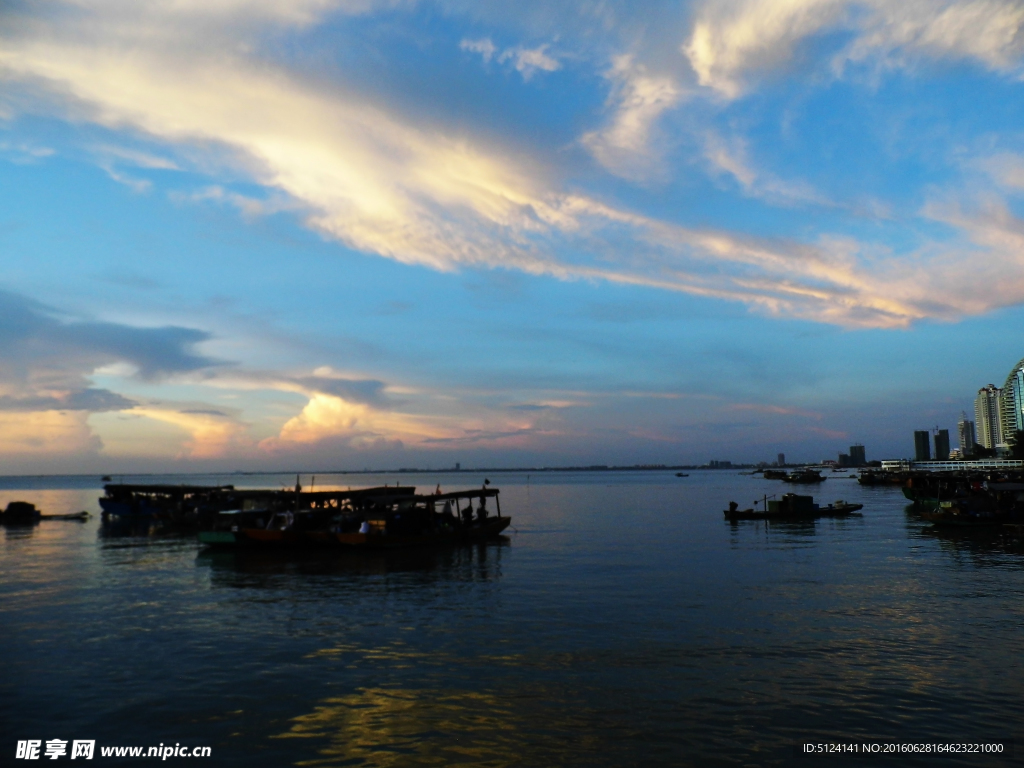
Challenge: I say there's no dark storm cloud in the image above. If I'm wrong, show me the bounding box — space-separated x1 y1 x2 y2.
0 288 224 412
0 289 223 379
0 388 136 412
62 322 221 379
295 376 388 407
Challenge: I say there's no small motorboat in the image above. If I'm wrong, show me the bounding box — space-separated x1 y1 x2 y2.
0 501 40 524
0 502 92 524
724 493 862 521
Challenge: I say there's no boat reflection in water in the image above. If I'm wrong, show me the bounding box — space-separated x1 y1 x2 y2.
196 537 509 587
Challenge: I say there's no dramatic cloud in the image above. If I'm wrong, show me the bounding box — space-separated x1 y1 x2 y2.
0 289 222 456
294 375 390 407
0 411 100 456
130 406 251 459
4 0 1024 336
0 291 222 386
0 389 135 413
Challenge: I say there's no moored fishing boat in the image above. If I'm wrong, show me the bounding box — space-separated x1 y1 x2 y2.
100 484 234 527
724 493 862 521
783 469 826 484
199 485 509 549
920 501 1004 527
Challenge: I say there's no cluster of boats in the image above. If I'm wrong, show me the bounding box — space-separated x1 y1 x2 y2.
901 471 1024 527
735 467 1024 528
729 465 1024 528
97 480 510 549
11 465 1024 540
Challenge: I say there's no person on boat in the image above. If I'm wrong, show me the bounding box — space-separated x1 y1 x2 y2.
477 499 488 521
728 501 739 513
358 520 370 534
441 500 456 528
460 502 473 527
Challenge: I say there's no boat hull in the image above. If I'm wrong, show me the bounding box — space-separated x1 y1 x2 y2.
724 503 863 521
200 516 511 549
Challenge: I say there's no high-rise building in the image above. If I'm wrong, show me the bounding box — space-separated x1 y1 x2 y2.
934 429 950 461
957 413 976 457
849 444 866 466
777 453 785 466
1002 358 1024 448
838 452 851 467
975 384 1003 450
914 430 931 461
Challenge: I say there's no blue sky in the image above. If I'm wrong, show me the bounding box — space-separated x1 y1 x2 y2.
2 0 1024 472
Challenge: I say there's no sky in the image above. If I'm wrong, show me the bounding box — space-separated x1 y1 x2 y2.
2 0 1024 472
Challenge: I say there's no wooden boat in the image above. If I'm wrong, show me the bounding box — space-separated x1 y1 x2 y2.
857 470 906 486
783 469 826 484
920 507 1003 527
919 497 1009 527
0 501 41 524
724 493 862 521
100 483 235 526
0 502 91 524
199 486 509 550
762 469 787 480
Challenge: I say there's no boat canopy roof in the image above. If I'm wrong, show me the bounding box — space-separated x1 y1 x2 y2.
104 484 235 494
222 486 416 500
429 489 499 501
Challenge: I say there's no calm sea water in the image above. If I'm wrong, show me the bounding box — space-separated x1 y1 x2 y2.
2 470 1023 766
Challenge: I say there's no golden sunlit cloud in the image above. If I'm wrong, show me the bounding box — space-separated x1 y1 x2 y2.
129 407 252 459
259 392 541 452
0 411 100 456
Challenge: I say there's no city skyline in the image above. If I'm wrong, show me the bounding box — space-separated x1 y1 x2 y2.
4 1 1024 472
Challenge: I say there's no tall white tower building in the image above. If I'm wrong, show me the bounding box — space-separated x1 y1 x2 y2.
975 384 1003 450
957 412 976 457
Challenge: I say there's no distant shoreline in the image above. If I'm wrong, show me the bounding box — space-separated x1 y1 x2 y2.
0 464 772 480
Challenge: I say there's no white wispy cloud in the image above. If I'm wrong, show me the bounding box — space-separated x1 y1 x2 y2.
170 185 301 219
975 151 1024 190
460 38 498 62
685 0 1024 99
582 55 684 181
702 131 833 207
461 37 561 80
